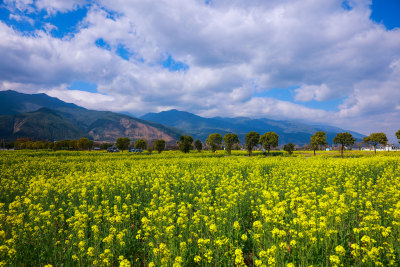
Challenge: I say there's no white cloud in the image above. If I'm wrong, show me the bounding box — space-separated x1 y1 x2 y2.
45 86 115 110
3 0 88 14
294 84 332 102
36 0 88 14
9 13 35 25
3 0 35 13
1 0 400 138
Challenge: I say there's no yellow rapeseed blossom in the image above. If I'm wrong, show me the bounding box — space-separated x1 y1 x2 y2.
1 150 400 266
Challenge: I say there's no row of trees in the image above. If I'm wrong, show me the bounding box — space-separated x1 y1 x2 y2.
5 130 400 155
12 138 96 150
310 131 391 157
179 130 397 157
176 132 280 156
115 137 166 153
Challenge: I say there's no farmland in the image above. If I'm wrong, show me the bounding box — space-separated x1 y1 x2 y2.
1 150 400 266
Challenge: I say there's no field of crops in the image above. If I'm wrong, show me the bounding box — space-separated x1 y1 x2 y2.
1 150 400 266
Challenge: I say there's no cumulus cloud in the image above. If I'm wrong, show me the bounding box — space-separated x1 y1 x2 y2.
294 84 332 102
45 86 115 109
3 0 88 14
0 0 400 139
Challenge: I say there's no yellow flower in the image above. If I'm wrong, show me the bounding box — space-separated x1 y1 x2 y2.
209 223 217 233
361 235 371 245
194 255 201 263
335 245 346 257
233 221 240 230
87 247 95 257
241 234 248 241
329 255 340 266
255 259 263 266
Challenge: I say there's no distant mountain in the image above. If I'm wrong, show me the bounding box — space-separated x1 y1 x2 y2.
0 90 82 115
0 90 365 145
141 109 365 145
0 108 88 140
0 90 182 142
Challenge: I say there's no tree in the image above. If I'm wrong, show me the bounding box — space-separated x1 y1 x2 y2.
88 140 94 150
5 141 14 150
77 138 91 150
101 143 113 150
259 132 279 156
363 133 388 154
223 133 239 155
69 140 78 150
54 140 70 150
245 131 260 156
310 131 327 156
194 139 203 152
116 137 130 152
284 143 295 155
206 133 223 152
154 139 166 153
178 135 193 153
396 130 400 144
135 139 147 150
333 132 355 158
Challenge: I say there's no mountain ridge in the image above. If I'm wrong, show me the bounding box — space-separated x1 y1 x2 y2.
0 90 182 142
0 90 365 145
141 109 365 145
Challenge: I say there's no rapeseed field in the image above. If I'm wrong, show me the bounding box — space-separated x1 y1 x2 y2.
1 150 400 266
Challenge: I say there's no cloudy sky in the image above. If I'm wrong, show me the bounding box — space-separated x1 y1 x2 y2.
0 0 399 140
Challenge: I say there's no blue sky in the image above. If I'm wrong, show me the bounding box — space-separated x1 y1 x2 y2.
370 0 400 30
0 0 400 141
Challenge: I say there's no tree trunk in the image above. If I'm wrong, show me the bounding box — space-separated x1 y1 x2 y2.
268 148 270 156
341 146 344 158
314 149 316 156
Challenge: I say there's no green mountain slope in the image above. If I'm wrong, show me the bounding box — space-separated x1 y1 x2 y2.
0 108 88 140
0 91 182 142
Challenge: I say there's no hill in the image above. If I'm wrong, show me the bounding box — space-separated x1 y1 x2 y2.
0 91 182 142
141 109 365 145
0 90 83 115
0 108 88 140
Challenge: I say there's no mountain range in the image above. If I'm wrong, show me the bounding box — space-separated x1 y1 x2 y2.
141 109 365 145
0 90 365 145
0 90 181 143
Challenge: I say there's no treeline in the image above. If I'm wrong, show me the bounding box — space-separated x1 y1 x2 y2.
5 138 108 151
3 130 400 157
178 130 399 158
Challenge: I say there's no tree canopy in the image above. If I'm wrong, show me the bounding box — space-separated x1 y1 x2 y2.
178 135 193 153
116 137 130 152
223 133 239 155
194 139 203 152
206 133 223 152
154 139 166 153
135 139 147 150
333 132 355 158
363 133 388 154
310 131 327 156
245 131 260 156
284 143 295 155
396 130 400 144
259 132 279 156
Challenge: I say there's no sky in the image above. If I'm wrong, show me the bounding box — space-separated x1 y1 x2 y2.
0 0 399 141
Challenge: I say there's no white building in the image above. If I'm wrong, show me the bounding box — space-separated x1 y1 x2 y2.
363 144 400 151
